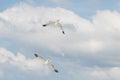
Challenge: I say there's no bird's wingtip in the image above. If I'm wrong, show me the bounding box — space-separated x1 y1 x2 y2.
54 69 59 73
42 24 47 27
62 31 65 34
34 53 38 57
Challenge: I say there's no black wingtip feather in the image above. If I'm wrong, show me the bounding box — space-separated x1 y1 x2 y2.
34 54 38 57
42 25 47 27
54 69 59 73
62 31 65 34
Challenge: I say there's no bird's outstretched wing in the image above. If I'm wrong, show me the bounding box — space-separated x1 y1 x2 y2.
42 20 65 34
47 61 59 73
34 54 59 73
57 23 65 34
34 54 46 62
42 21 55 27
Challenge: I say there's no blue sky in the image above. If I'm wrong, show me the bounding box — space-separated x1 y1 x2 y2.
0 0 120 80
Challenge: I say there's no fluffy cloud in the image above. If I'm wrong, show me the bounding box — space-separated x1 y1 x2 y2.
0 48 49 75
0 3 120 61
0 3 120 56
58 58 120 80
0 4 95 54
0 3 120 80
89 67 120 80
0 4 120 52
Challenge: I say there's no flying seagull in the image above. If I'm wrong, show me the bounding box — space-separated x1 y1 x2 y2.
42 20 65 34
34 53 59 73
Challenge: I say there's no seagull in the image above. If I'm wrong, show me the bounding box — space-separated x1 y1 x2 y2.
42 20 65 34
34 53 59 73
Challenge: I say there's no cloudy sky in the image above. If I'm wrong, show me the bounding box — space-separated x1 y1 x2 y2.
0 0 120 80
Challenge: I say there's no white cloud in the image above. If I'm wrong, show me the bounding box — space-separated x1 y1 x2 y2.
0 4 120 55
109 67 120 79
0 3 120 80
0 48 49 75
93 10 120 32
58 59 120 80
0 4 94 53
88 67 120 80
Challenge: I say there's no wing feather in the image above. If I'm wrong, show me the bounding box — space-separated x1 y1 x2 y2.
34 54 46 62
34 54 59 73
47 61 59 73
42 21 55 26
57 23 65 34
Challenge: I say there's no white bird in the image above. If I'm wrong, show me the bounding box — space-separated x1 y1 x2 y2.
42 20 65 34
34 53 59 73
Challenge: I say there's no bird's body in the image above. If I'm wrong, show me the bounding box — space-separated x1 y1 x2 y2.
42 20 65 34
34 54 58 73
